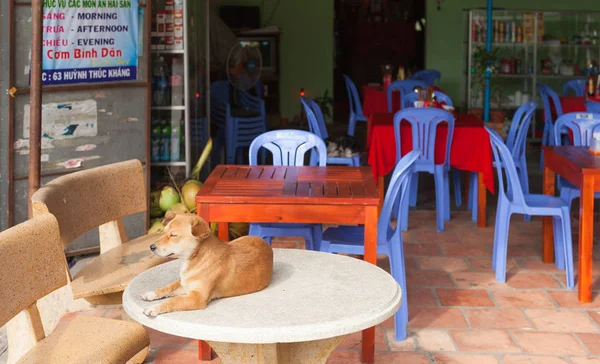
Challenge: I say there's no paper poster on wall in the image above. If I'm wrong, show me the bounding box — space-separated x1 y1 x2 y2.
23 99 98 139
41 0 138 85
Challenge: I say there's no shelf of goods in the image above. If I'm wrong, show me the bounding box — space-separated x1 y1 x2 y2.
465 9 600 140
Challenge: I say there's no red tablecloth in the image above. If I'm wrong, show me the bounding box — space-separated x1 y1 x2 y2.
560 96 588 113
367 112 495 193
362 85 444 118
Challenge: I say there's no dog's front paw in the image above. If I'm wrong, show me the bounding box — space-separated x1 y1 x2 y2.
141 291 160 301
143 305 162 317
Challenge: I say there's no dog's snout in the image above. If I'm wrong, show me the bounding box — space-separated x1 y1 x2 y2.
150 244 157 251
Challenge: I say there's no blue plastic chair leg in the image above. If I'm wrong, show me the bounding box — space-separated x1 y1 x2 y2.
559 208 575 289
348 116 356 136
552 216 565 271
401 190 410 231
517 162 531 222
388 242 408 341
409 173 419 207
469 172 478 222
491 198 505 271
311 225 322 251
352 155 361 166
494 206 511 283
434 171 446 232
443 170 451 221
453 170 462 207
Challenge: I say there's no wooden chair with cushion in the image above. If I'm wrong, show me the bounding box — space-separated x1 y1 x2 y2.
31 159 167 306
3 213 150 364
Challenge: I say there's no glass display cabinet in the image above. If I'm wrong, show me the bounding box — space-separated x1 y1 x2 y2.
465 9 600 140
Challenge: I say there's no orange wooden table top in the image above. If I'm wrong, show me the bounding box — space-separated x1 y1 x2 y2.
196 165 380 206
542 146 600 303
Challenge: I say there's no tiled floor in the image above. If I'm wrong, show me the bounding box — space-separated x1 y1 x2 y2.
56 210 600 363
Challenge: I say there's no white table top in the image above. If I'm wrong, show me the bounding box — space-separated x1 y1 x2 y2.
123 249 401 344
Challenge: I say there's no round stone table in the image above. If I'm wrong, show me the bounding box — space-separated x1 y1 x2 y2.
123 248 401 363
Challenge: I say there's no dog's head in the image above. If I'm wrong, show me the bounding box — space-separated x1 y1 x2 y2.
149 212 212 258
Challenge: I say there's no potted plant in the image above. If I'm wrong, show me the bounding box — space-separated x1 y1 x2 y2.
469 46 506 124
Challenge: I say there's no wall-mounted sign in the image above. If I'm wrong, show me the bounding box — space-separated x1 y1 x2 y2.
41 0 138 85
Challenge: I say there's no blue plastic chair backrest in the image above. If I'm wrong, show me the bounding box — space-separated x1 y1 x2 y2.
538 83 563 124
343 74 365 118
387 80 427 113
249 130 327 167
486 127 526 207
393 108 455 166
562 79 586 97
506 101 536 157
379 150 419 242
554 112 600 147
411 70 441 86
300 97 329 139
403 91 454 109
585 100 600 113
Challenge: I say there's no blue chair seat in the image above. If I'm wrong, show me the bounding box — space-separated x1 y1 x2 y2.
523 194 570 209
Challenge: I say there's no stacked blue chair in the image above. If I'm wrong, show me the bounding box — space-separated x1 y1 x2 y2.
487 127 574 288
387 80 428 112
318 150 420 341
210 80 267 164
553 112 600 211
411 70 441 86
248 129 326 251
467 101 537 223
394 108 455 232
301 97 361 167
343 75 369 136
585 99 600 113
562 79 586 97
538 83 564 169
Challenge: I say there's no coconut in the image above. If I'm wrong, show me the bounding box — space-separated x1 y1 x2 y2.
159 186 180 211
148 219 164 234
182 180 203 211
168 202 189 214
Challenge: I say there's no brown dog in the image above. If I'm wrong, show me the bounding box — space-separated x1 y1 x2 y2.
141 212 273 316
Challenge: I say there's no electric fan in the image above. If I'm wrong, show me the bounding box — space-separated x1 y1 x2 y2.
226 42 263 117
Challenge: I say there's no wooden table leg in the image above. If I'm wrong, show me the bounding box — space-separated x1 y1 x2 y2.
218 222 229 241
542 165 556 263
477 173 487 228
361 205 378 364
579 176 594 303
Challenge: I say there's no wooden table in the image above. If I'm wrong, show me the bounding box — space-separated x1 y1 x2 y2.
123 249 401 364
195 165 381 363
542 146 600 302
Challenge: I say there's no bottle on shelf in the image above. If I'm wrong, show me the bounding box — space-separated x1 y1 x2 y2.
587 75 596 98
160 120 171 162
151 119 162 162
170 123 181 161
153 57 170 106
171 57 184 106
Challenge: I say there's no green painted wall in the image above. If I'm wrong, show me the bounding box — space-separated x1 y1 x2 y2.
213 0 334 120
425 0 600 106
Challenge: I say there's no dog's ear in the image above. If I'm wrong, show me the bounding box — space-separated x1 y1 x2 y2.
162 211 177 226
190 216 212 240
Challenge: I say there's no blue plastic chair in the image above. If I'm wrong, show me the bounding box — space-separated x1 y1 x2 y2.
400 92 463 208
301 97 361 167
538 83 564 170
562 79 586 97
343 74 369 136
387 80 427 113
553 112 600 211
585 99 600 113
319 150 419 341
394 108 455 232
211 80 267 164
486 127 574 288
248 129 327 251
411 69 441 86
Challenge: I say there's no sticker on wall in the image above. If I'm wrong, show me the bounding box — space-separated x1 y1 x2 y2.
23 99 98 140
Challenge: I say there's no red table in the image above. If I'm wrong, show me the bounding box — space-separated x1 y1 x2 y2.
560 96 588 113
367 112 495 227
362 85 443 118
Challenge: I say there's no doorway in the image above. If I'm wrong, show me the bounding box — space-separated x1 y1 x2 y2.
333 0 426 120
